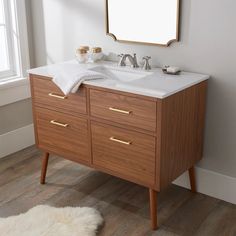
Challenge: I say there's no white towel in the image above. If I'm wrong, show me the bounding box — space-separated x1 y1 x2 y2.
49 63 107 95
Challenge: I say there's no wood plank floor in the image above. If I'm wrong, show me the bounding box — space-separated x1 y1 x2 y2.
0 146 235 236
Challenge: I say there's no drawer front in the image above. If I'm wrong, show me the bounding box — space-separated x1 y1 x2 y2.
35 107 90 163
31 76 87 115
90 89 156 132
91 122 156 186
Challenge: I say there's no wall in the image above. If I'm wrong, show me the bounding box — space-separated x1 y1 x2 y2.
0 98 34 159
0 0 34 157
0 99 32 135
25 0 36 68
29 0 236 179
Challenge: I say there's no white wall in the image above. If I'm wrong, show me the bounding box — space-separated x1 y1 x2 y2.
29 0 236 178
0 99 32 135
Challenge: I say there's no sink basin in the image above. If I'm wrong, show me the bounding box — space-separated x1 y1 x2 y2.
89 65 153 82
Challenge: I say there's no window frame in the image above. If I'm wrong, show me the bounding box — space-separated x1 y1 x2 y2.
0 0 30 81
1 0 16 78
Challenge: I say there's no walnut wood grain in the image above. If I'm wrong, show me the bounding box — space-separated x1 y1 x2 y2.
90 89 157 132
189 166 197 193
159 81 207 190
30 75 87 116
35 107 90 164
149 189 158 230
91 122 156 187
85 84 158 101
40 152 49 184
29 76 39 146
29 73 208 231
90 116 157 137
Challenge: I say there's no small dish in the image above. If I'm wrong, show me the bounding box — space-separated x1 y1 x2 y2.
162 68 181 75
162 66 181 75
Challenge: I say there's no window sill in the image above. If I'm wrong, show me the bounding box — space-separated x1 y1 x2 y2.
0 77 31 106
0 76 29 89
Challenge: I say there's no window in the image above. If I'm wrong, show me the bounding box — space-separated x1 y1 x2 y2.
0 0 29 80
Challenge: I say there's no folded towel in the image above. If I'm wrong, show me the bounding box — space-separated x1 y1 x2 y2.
49 63 107 95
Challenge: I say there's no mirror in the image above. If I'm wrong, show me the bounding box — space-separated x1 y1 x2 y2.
106 0 180 46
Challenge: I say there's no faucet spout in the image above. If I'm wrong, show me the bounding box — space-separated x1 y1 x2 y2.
118 53 139 68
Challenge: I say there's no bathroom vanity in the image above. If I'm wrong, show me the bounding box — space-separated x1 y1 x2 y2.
28 61 209 230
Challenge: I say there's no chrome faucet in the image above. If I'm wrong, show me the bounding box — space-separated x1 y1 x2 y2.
118 53 139 68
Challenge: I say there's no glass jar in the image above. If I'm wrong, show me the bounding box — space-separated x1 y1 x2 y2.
90 47 103 63
76 48 88 63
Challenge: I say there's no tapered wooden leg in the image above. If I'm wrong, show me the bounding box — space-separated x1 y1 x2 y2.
40 152 49 184
149 188 158 230
188 166 196 193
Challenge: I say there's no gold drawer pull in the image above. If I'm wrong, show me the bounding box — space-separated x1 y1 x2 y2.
48 93 67 99
109 137 132 145
109 107 131 114
50 120 69 128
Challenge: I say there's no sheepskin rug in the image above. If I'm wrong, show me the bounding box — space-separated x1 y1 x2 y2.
0 205 103 236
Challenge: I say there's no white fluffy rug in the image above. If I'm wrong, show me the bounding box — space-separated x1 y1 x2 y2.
0 205 103 236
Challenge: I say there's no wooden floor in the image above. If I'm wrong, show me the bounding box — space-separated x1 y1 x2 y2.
0 146 235 236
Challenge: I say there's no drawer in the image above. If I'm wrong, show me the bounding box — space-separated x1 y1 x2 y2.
35 107 90 164
90 89 156 132
91 122 156 186
31 76 87 115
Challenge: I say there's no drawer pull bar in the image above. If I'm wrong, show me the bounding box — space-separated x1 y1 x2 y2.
109 107 131 114
50 120 69 128
48 93 67 99
109 137 132 145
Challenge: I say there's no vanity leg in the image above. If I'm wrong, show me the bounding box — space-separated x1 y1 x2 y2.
188 166 196 193
149 189 158 230
40 152 49 184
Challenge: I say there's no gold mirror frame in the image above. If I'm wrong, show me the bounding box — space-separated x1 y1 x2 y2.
105 0 180 47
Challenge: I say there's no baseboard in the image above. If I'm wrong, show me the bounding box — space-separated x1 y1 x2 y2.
173 167 236 205
0 124 35 158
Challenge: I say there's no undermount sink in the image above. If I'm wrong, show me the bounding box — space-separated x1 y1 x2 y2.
89 65 153 82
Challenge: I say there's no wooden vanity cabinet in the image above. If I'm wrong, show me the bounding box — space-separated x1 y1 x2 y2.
90 89 157 132
30 74 207 230
32 75 87 115
35 107 90 165
91 122 156 187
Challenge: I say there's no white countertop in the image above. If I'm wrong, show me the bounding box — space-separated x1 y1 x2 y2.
28 60 209 99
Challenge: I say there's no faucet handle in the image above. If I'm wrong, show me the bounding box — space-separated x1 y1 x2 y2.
118 54 126 66
142 56 151 70
132 53 139 68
